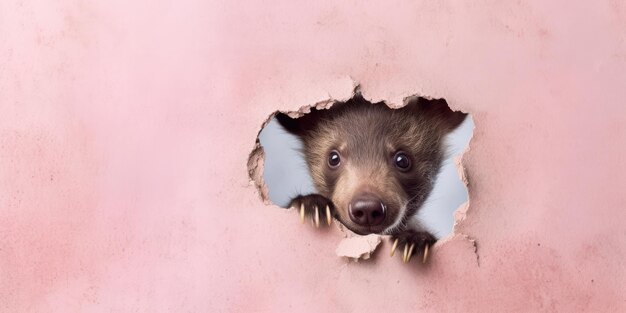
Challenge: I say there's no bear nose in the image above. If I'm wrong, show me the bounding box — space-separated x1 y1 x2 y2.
349 197 386 226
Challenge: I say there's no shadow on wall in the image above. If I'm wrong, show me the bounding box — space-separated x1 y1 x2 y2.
259 115 474 238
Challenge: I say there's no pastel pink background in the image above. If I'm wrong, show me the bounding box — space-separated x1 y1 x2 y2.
2 1 625 312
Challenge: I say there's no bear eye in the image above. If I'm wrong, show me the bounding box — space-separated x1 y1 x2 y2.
328 150 341 168
394 152 411 171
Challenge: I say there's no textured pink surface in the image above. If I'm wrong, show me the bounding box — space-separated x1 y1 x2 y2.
2 1 626 312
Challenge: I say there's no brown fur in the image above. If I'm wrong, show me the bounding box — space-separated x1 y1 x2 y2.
277 95 466 243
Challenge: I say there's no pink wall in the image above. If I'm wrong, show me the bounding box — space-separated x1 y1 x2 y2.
2 1 625 311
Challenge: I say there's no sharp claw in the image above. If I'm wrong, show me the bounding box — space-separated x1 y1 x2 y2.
326 205 332 226
407 243 415 263
390 238 399 257
422 244 430 263
402 243 409 263
300 204 305 224
314 206 320 228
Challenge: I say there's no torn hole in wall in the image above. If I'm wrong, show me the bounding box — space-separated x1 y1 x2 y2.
249 91 474 263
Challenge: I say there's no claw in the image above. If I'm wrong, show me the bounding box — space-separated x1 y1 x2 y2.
314 206 320 228
300 203 305 224
402 243 409 263
326 205 332 226
422 244 430 263
390 238 399 257
406 243 415 263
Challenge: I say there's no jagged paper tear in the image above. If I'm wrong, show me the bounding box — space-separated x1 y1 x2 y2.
335 234 382 260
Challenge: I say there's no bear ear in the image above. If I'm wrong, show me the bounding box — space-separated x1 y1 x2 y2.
275 109 326 137
403 97 467 133
275 94 369 137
